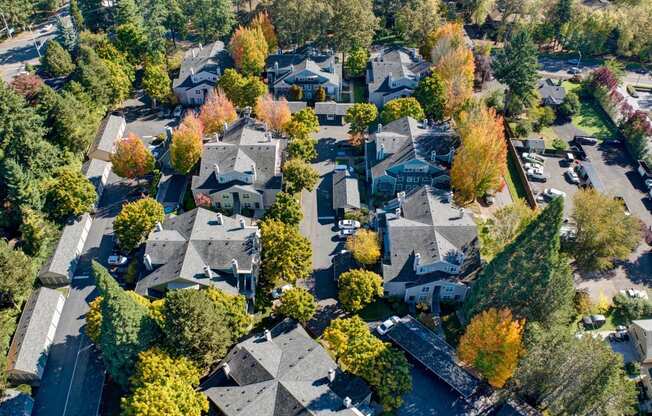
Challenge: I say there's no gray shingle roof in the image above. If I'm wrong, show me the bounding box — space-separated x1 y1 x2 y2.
314 102 353 116
136 208 259 296
172 41 233 90
386 316 480 400
83 158 111 195
203 319 371 416
39 214 92 282
370 118 456 180
6 288 65 381
537 79 566 105
367 46 429 96
381 186 480 285
192 118 284 196
266 51 341 89
332 170 360 211
91 114 124 154
0 389 34 416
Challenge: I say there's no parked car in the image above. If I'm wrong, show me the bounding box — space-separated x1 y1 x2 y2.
544 188 566 199
527 167 548 182
523 162 543 170
645 178 652 190
108 255 128 266
568 67 581 75
576 135 598 145
338 228 356 239
562 152 575 166
565 168 580 184
483 192 495 205
376 316 401 335
271 284 293 299
522 152 545 164
338 219 361 230
173 106 183 118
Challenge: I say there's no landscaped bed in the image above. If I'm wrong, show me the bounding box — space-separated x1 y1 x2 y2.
563 81 620 140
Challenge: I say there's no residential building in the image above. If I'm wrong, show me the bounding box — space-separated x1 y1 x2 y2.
0 389 34 416
88 114 125 162
6 288 66 385
172 41 233 106
265 49 343 101
378 186 480 304
191 117 284 215
315 101 354 125
366 46 430 108
83 158 112 200
201 319 374 416
38 214 93 286
135 208 260 309
631 320 652 363
332 168 361 218
537 79 566 106
365 117 457 199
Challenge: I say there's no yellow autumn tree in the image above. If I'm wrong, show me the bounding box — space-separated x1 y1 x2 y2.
229 26 269 76
250 11 278 51
345 229 381 265
450 103 506 205
433 47 474 118
457 308 524 388
170 113 204 174
198 89 237 135
424 22 466 64
255 94 292 134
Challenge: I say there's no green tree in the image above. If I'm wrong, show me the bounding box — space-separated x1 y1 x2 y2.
260 219 312 286
114 197 165 252
514 324 637 415
217 69 266 108
45 166 97 221
266 192 303 226
282 159 320 194
492 29 539 113
557 91 580 119
345 229 381 265
57 15 78 52
572 188 642 271
287 133 318 162
114 22 148 65
478 199 536 260
1 159 42 211
0 0 35 28
94 261 160 388
380 97 426 124
395 0 441 48
70 0 85 29
277 287 316 323
414 73 446 121
42 40 75 77
328 0 379 51
269 0 333 47
0 241 36 308
114 0 142 26
75 46 122 109
206 288 253 339
338 269 383 312
612 293 652 324
19 207 57 258
142 61 171 107
184 0 235 43
345 47 370 78
464 198 574 325
121 348 208 416
345 103 378 135
163 289 233 370
291 108 320 133
315 86 327 102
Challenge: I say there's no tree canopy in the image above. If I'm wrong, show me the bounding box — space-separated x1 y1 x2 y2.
345 229 381 265
282 159 320 194
380 97 425 124
114 197 165 252
255 94 291 134
338 269 383 312
111 133 155 178
218 69 267 109
266 192 303 226
260 219 312 287
277 287 317 323
0 241 36 308
230 26 269 76
42 40 76 77
198 89 237 135
170 114 204 174
414 73 446 121
45 166 97 221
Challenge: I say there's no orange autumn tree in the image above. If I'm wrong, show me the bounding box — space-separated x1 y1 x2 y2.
457 308 524 388
255 94 291 134
250 11 278 51
433 47 475 118
424 22 466 65
450 103 506 205
198 89 237 135
170 113 204 174
229 26 269 76
111 133 155 178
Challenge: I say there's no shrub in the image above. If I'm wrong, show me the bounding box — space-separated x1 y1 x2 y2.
514 119 532 137
552 138 569 150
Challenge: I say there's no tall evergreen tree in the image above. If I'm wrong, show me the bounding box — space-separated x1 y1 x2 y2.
492 29 539 113
94 261 160 388
57 16 78 52
464 197 574 325
183 0 235 43
114 0 142 26
70 0 85 30
1 159 42 210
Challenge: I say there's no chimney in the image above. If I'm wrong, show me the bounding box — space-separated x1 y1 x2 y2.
165 127 173 141
431 150 437 161
422 119 428 128
223 121 228 132
250 164 257 182
223 363 231 378
239 218 246 229
377 123 382 133
203 265 214 279
414 252 421 271
191 49 196 58
290 64 294 73
154 222 163 232
388 73 394 88
328 369 336 383
457 208 465 219
231 258 239 275
343 397 352 409
264 329 272 342
143 254 153 271
198 43 203 50
274 61 279 75
213 163 220 176
243 107 252 118
216 212 223 225
395 207 401 217
377 143 385 160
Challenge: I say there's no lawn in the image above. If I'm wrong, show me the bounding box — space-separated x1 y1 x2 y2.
359 299 408 322
539 126 558 148
352 78 366 103
563 81 620 140
505 152 528 201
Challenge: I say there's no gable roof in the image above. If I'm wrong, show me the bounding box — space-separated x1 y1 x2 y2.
381 186 480 285
192 117 284 196
367 46 429 96
537 79 566 105
135 208 259 296
202 319 371 416
39 214 92 281
267 51 341 88
315 101 354 116
332 170 361 211
173 41 233 90
0 389 34 416
91 114 124 154
370 117 456 180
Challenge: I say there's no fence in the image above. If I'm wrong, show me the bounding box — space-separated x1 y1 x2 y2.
504 121 538 209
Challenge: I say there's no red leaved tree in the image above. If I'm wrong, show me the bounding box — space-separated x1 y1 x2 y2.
199 89 237 135
111 133 155 178
10 73 44 102
255 94 291 134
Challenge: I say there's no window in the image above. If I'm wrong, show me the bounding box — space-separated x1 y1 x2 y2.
244 203 251 208
406 177 413 183
255 202 260 208
196 90 202 95
222 194 230 199
408 296 415 302
421 286 430 293
243 194 250 199
327 114 335 120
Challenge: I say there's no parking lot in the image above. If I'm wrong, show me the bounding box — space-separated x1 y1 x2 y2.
523 153 579 218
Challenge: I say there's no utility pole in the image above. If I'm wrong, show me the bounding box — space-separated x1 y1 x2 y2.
0 12 12 39
26 25 42 58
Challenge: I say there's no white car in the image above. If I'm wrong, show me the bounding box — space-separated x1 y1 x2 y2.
376 316 401 335
338 228 356 239
173 106 183 118
645 178 652 189
544 188 566 199
522 152 544 164
523 162 543 170
271 284 293 299
338 219 361 230
107 255 128 266
565 168 580 184
527 167 547 182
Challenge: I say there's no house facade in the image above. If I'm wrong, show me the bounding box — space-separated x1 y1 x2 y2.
378 186 480 305
315 101 354 125
201 319 373 416
365 117 457 199
265 49 343 101
191 117 284 216
367 46 430 108
135 208 260 309
172 41 233 106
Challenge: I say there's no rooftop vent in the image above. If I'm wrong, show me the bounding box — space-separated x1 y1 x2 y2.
264 329 272 342
216 212 223 225
154 222 163 232
328 369 336 383
343 397 352 409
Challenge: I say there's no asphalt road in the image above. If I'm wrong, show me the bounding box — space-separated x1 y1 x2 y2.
538 56 652 86
33 173 142 416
